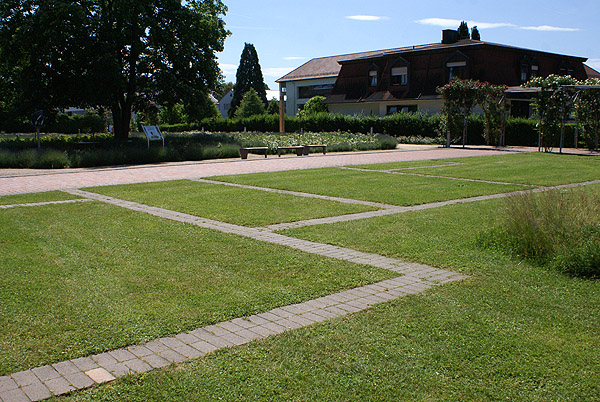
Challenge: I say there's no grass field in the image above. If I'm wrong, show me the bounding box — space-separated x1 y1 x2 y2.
0 191 80 205
353 153 600 186
208 167 524 206
1 151 599 401
0 201 391 374
84 180 375 227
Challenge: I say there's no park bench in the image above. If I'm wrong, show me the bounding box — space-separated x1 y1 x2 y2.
303 144 327 155
240 146 268 159
277 146 305 157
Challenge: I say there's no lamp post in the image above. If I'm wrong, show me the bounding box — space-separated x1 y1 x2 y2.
29 110 44 151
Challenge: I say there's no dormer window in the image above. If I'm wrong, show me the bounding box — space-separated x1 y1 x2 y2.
369 70 378 86
391 67 408 85
447 61 466 81
520 56 540 83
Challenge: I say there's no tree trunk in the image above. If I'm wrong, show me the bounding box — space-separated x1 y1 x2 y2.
111 97 132 140
462 115 467 148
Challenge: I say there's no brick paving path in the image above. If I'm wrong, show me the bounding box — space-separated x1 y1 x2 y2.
0 147 519 196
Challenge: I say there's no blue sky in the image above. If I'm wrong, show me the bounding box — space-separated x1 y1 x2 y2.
216 0 600 90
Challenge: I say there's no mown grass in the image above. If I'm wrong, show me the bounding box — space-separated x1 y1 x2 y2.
84 180 375 227
353 153 600 186
0 202 392 374
63 193 600 401
0 191 80 205
208 168 523 206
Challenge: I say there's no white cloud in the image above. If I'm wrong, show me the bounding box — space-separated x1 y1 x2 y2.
415 18 514 29
520 25 580 32
346 15 389 21
219 63 237 75
416 17 580 32
263 67 295 77
283 56 306 61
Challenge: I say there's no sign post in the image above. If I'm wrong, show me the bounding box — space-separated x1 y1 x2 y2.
29 110 44 151
141 125 165 149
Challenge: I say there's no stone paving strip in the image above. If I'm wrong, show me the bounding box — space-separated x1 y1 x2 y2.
192 178 395 209
338 166 534 187
0 271 466 402
0 199 91 210
261 179 600 231
0 190 467 402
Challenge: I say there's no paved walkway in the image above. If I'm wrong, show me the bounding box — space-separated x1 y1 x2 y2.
0 147 523 196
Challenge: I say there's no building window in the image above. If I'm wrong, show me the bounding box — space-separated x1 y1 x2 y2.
447 61 466 82
531 65 539 78
387 105 417 115
369 70 378 86
391 66 408 85
298 84 334 99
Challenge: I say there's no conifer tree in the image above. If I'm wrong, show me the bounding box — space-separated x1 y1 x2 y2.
471 26 481 40
234 88 266 118
230 43 268 116
457 21 470 40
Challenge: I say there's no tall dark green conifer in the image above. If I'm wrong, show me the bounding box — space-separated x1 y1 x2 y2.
230 43 268 116
457 21 470 40
471 26 481 40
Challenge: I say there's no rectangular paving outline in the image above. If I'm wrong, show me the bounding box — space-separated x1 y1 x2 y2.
0 199 91 209
0 189 468 401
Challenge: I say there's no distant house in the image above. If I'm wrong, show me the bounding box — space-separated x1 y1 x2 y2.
277 30 600 117
218 89 279 117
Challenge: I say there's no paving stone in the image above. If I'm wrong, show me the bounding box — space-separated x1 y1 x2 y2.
109 348 136 362
248 325 277 337
336 303 362 313
0 376 18 392
44 376 76 396
158 337 187 350
189 341 219 354
145 340 170 353
220 332 252 346
21 383 52 401
31 366 61 382
11 371 40 388
217 321 246 333
0 388 30 402
127 345 154 358
301 312 328 323
175 333 201 345
123 359 153 374
141 354 170 369
324 306 349 316
192 332 234 348
70 357 99 372
85 368 115 384
255 312 280 322
235 329 265 341
230 318 256 329
91 352 118 367
172 345 204 359
311 309 339 319
101 363 131 378
63 372 95 389
273 318 304 330
158 349 187 363
286 315 317 326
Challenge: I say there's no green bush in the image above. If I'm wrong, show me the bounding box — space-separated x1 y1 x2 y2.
35 150 69 168
479 189 600 278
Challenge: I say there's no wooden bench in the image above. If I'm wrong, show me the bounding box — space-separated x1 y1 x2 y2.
303 144 327 155
277 146 305 157
240 147 268 159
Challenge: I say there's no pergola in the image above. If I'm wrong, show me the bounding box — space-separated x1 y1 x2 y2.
505 85 600 153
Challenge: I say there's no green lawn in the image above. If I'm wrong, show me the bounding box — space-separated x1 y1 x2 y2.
84 180 375 227
208 168 523 206
352 153 600 186
0 201 392 374
64 192 600 402
0 191 80 205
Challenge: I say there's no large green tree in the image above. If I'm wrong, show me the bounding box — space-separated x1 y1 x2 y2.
457 21 470 40
0 0 229 138
229 43 267 117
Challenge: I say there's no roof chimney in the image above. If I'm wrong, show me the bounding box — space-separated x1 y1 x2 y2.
442 29 459 44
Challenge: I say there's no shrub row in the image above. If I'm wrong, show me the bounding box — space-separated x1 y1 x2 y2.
159 113 578 148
